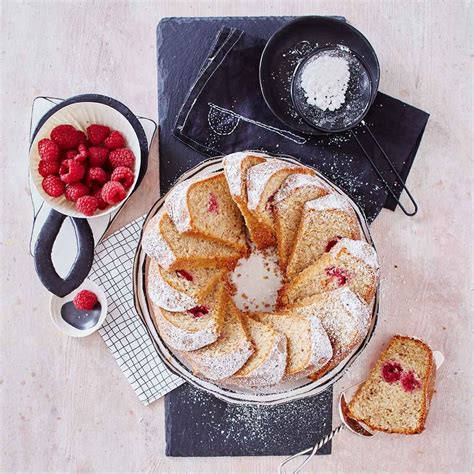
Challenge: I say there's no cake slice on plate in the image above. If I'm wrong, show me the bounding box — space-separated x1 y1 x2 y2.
151 281 226 352
228 316 287 388
223 151 269 246
348 335 435 434
279 238 378 306
147 259 225 312
184 295 254 381
245 159 314 249
289 287 371 380
273 173 329 271
142 210 241 270
166 172 248 253
253 310 332 381
286 193 361 277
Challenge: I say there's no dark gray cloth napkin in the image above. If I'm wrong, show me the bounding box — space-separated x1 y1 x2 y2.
174 27 430 222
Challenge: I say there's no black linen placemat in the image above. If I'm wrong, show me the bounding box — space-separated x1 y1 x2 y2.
174 26 429 222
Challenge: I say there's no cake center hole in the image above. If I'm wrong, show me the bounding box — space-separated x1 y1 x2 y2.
230 245 283 312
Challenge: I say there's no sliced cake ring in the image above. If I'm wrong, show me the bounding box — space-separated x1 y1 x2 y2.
142 210 241 270
151 281 226 352
273 173 330 271
147 259 225 312
245 159 315 249
289 287 371 380
286 193 362 277
165 172 248 253
227 315 288 388
279 238 379 306
183 294 254 381
253 310 333 381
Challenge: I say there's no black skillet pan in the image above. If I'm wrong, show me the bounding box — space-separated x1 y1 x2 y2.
260 17 417 216
31 94 149 297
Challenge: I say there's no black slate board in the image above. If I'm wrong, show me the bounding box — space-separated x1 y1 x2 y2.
157 16 334 457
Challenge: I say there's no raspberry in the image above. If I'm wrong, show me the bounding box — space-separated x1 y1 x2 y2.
65 149 78 160
88 147 109 167
86 167 109 187
400 371 422 392
76 130 88 145
104 130 125 149
101 181 126 204
65 182 90 202
207 193 219 213
108 148 135 169
38 138 60 162
38 160 60 177
325 236 342 252
76 195 99 216
87 124 110 145
42 175 65 197
111 166 134 189
381 361 403 383
78 143 88 158
176 270 193 282
51 124 78 149
59 159 85 183
91 186 108 210
187 306 209 318
325 266 350 286
73 290 98 310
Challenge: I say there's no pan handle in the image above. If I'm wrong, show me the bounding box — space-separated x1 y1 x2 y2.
33 209 95 297
351 123 418 216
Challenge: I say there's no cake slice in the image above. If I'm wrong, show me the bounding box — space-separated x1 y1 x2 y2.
253 310 332 381
166 172 248 253
348 335 435 434
184 295 254 381
246 159 314 249
290 287 371 380
286 193 361 277
228 316 287 388
223 151 269 246
279 238 378 306
273 173 329 270
151 281 226 352
142 210 241 270
147 259 226 312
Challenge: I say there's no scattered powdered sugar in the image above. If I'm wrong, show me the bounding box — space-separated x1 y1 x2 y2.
331 238 379 270
142 212 176 269
165 179 193 232
274 172 329 204
230 244 283 312
305 192 353 213
300 54 350 111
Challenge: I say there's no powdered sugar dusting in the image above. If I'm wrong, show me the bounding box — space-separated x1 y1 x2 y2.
305 192 353 213
142 212 176 269
331 238 379 270
274 173 330 204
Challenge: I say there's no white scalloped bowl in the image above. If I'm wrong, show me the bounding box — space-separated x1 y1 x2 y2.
133 154 379 406
29 101 141 218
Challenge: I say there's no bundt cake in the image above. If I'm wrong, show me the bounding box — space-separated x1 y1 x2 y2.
286 193 362 277
278 238 379 306
348 335 435 434
253 310 333 381
148 260 225 311
289 287 371 379
144 150 379 392
223 151 269 246
228 316 287 388
273 173 329 271
151 281 226 351
142 210 241 270
184 295 254 381
166 172 248 253
245 159 314 249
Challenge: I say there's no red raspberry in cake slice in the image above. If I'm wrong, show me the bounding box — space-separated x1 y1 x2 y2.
400 370 422 392
176 270 194 282
325 236 342 252
187 305 210 319
207 192 219 213
381 360 403 383
325 266 350 286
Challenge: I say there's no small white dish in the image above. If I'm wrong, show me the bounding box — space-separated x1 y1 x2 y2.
29 101 141 218
49 279 108 337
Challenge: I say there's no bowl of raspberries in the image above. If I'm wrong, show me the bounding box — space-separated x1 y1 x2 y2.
30 102 140 217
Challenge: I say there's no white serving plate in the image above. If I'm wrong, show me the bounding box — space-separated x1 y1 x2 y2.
29 101 141 218
133 154 379 406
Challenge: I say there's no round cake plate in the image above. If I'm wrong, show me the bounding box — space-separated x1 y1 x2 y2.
133 154 379 406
